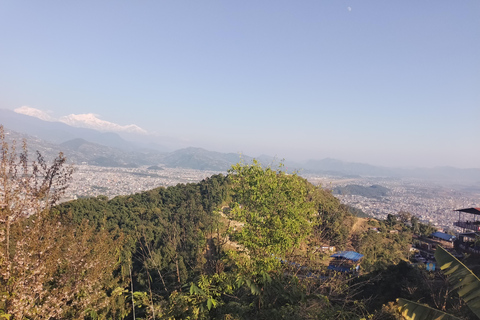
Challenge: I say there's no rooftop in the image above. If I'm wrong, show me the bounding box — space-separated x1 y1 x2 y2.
330 251 364 262
455 208 480 215
431 232 455 242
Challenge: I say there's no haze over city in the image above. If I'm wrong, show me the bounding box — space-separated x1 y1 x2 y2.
1 1 478 168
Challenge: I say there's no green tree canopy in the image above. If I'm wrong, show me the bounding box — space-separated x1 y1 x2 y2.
228 160 318 272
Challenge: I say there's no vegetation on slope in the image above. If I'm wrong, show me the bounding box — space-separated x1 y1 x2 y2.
1 131 477 319
0 126 124 319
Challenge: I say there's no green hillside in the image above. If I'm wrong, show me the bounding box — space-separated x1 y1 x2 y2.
1 138 476 320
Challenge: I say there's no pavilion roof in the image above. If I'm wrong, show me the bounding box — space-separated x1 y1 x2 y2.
455 208 480 215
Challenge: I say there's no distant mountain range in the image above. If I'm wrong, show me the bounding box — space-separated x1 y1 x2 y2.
162 147 252 171
1 108 480 187
0 108 142 151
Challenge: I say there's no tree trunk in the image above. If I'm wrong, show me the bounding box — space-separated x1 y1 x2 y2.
175 253 181 286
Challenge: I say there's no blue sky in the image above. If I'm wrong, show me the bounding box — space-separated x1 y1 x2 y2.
1 1 479 168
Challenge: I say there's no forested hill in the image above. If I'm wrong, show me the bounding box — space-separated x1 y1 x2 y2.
54 174 231 294
2 130 478 319
332 184 390 198
58 173 230 233
50 167 372 318
10 160 476 319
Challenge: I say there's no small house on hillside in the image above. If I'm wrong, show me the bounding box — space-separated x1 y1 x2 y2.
431 232 455 247
412 231 456 252
327 251 363 273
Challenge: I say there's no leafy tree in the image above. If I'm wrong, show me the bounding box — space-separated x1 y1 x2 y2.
0 126 125 319
219 161 369 318
228 160 318 272
387 214 398 227
356 228 412 272
1 126 73 264
418 222 436 237
397 211 412 224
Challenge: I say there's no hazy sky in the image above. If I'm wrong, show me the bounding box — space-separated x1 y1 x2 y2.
1 1 479 168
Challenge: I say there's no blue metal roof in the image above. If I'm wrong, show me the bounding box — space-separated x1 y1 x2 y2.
330 251 364 262
431 232 455 242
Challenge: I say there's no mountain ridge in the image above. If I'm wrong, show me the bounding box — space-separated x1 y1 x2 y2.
1 110 480 186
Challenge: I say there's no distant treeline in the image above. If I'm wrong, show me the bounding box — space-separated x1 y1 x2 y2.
332 184 390 198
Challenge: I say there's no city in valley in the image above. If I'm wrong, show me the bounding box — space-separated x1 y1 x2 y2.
64 164 480 232
306 174 479 231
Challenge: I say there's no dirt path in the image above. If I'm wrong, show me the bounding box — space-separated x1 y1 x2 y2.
351 218 368 234
345 217 368 251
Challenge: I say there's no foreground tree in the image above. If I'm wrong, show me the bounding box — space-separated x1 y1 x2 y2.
397 246 480 320
0 126 125 319
228 160 318 272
